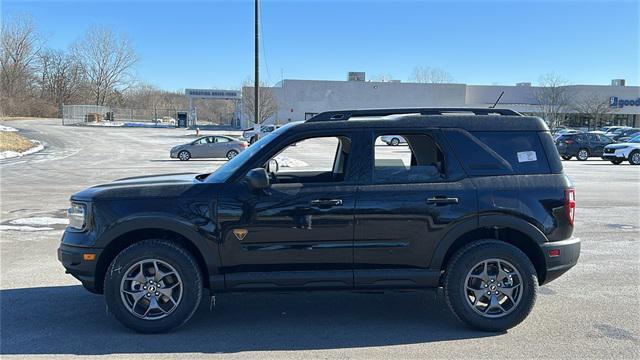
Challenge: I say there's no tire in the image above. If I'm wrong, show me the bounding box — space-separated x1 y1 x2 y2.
577 148 589 161
443 239 538 332
561 155 572 161
178 150 191 161
104 239 203 333
390 138 400 146
629 150 640 165
226 150 239 160
610 159 623 165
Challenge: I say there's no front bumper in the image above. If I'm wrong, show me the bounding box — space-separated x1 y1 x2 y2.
58 243 103 293
540 237 580 284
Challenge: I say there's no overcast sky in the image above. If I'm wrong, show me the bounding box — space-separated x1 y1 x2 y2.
3 0 639 90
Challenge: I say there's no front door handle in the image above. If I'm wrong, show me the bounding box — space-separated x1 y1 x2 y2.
426 196 459 205
310 199 343 207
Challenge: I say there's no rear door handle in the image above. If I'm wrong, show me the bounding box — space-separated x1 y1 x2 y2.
426 196 459 205
310 199 343 207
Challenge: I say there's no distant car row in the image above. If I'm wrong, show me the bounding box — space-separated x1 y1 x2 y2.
556 133 640 165
554 126 640 142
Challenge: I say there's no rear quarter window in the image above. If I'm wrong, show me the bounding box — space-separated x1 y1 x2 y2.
444 129 551 175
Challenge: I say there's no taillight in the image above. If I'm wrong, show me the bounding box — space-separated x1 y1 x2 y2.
565 139 573 145
565 188 576 225
239 142 248 148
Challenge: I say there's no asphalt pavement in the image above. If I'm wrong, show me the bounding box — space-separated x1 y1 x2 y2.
1 118 639 359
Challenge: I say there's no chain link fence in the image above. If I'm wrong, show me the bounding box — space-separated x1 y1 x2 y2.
62 104 181 126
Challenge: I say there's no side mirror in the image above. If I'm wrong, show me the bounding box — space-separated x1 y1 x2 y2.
245 168 270 190
266 158 279 174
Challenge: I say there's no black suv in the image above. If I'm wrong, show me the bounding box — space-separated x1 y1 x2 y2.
555 132 613 160
58 108 580 333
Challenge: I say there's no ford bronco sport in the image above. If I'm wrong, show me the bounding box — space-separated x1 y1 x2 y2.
58 107 580 333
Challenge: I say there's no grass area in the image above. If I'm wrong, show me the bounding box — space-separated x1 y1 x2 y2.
0 131 35 152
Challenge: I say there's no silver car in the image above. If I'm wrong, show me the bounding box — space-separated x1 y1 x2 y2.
380 135 406 146
170 135 247 161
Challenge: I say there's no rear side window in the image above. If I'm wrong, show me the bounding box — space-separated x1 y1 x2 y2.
444 129 550 175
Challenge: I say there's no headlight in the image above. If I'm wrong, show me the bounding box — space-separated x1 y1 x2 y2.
67 202 87 230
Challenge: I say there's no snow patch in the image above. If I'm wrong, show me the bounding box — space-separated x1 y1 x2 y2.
0 140 44 159
0 125 18 132
275 155 308 168
9 217 68 226
0 225 55 232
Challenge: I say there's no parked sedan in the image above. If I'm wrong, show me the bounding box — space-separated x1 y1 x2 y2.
555 132 613 160
602 135 640 165
380 135 406 146
170 135 247 161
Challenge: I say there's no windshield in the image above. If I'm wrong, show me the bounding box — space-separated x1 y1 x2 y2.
205 123 298 183
628 135 640 143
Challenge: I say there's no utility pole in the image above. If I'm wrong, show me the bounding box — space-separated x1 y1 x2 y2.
254 0 260 127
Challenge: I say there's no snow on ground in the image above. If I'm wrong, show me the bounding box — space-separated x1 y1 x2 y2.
0 140 44 159
275 155 309 168
0 225 55 232
9 217 68 226
0 124 18 132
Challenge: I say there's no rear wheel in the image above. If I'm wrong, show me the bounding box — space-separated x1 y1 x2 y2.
104 239 203 333
577 148 589 161
629 150 640 165
443 240 538 332
226 150 238 160
610 159 623 165
178 150 191 161
390 138 400 146
561 155 572 160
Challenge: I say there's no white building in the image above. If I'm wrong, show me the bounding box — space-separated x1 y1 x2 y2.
245 76 639 129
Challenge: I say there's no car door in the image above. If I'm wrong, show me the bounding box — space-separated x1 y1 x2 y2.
189 137 209 158
210 136 230 158
586 133 605 156
216 130 364 290
353 129 477 288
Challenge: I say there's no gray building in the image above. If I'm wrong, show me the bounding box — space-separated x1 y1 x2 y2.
247 77 639 129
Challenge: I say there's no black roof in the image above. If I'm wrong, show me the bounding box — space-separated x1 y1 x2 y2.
298 107 549 132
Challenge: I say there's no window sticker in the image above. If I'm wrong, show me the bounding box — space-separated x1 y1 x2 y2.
517 151 537 163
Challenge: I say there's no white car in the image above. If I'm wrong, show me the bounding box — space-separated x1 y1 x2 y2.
380 135 406 146
242 124 278 142
601 135 640 165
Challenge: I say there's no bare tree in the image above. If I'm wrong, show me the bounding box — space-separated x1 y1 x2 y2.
0 14 42 114
72 26 138 106
38 49 86 113
534 73 572 129
572 92 613 130
242 80 278 126
409 66 454 83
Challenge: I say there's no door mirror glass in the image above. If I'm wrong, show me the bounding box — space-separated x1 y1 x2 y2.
245 168 270 190
266 158 279 174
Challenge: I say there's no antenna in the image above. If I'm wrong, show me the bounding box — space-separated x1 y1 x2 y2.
490 91 504 109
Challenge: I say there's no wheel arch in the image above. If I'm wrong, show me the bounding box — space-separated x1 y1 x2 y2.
94 219 216 294
431 215 548 284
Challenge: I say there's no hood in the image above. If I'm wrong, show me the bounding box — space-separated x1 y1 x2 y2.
605 142 639 149
71 173 200 201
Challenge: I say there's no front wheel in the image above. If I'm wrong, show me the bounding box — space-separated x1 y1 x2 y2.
443 240 538 332
178 150 191 161
226 150 238 160
104 239 203 333
390 138 400 146
629 150 640 165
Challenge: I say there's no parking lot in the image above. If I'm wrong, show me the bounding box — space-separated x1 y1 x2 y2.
1 118 639 359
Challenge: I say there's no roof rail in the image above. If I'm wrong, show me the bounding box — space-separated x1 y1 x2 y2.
306 107 522 122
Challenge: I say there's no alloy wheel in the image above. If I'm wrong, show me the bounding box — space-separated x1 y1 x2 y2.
120 259 183 320
464 258 523 318
631 152 640 165
577 149 589 161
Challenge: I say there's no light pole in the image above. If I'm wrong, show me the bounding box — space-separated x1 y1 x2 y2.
254 0 260 128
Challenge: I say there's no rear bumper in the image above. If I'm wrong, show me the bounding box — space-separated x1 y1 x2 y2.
57 243 103 293
540 237 581 284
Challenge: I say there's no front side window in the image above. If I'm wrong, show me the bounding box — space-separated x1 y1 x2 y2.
268 136 352 183
215 136 230 143
373 133 445 184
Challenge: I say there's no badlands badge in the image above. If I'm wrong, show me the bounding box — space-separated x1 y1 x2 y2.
233 228 248 241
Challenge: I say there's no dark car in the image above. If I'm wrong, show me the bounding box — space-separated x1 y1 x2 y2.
616 132 640 143
555 132 614 160
610 128 640 142
58 107 580 333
